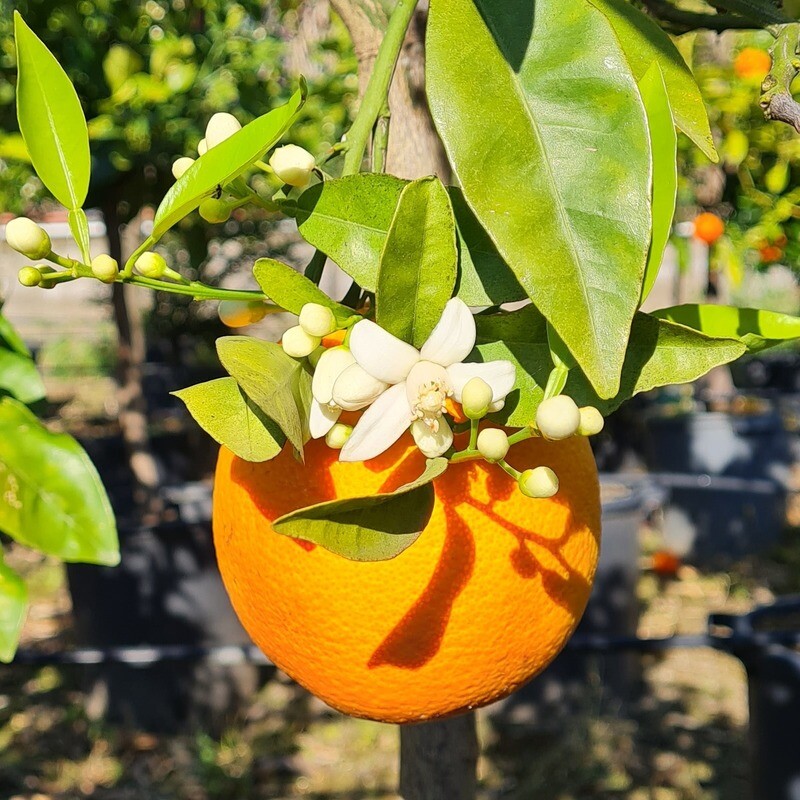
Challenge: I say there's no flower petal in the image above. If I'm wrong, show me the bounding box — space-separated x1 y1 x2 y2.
339 383 411 462
332 363 389 411
312 346 355 405
447 360 516 403
309 398 340 439
349 319 419 384
410 417 453 458
419 298 476 367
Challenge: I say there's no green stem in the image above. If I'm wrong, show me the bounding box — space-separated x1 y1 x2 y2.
341 0 418 175
120 275 276 304
497 460 521 480
122 235 156 278
761 23 800 131
508 428 536 446
449 448 482 464
468 418 479 451
372 102 391 173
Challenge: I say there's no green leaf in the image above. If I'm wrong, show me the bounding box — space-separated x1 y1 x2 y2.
450 188 526 306
427 0 651 399
475 306 746 422
14 12 90 209
216 337 308 456
0 313 30 358
152 85 306 240
173 377 285 462
0 347 46 406
282 174 406 291
252 258 356 327
272 457 448 561
651 304 800 353
0 398 119 565
0 552 27 663
639 63 678 304
376 177 457 347
68 208 92 265
585 0 717 162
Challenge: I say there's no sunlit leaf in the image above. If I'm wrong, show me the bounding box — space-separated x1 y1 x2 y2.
0 552 27 663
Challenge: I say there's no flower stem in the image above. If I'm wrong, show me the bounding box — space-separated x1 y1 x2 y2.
497 460 521 480
449 448 482 464
340 0 418 176
508 428 536 446
468 418 479 451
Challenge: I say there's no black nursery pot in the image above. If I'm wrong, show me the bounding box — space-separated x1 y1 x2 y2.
66 483 261 734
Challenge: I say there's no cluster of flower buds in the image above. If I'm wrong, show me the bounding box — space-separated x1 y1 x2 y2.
535 395 604 440
282 303 338 358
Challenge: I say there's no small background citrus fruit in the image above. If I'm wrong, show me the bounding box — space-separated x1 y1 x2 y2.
213 433 601 723
693 212 725 245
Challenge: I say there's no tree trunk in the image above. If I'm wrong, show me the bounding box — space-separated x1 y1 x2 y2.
327 2 475 798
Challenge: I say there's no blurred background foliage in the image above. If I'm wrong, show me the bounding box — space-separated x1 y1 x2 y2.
0 0 357 216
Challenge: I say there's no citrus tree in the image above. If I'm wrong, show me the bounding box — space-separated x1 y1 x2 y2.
8 0 800 796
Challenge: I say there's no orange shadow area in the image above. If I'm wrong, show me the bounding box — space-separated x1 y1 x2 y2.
369 506 475 670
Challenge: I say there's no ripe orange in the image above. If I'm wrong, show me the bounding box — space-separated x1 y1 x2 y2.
693 212 725 245
734 47 771 81
213 432 601 723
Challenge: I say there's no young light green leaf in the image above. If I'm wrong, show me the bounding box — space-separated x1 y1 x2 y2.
450 188 526 306
475 306 745 423
216 337 308 456
152 85 306 240
585 0 717 162
376 177 457 347
0 552 27 663
0 312 31 358
0 398 119 566
253 258 357 326
68 208 92 265
652 304 800 353
639 62 678 303
427 0 651 399
173 377 285 462
282 174 406 290
0 346 46 406
14 12 90 210
272 457 447 561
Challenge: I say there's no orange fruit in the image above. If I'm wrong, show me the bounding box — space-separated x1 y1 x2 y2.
759 244 783 263
734 47 771 82
693 212 725 245
213 433 601 723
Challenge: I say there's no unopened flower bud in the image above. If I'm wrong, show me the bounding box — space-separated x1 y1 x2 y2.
18 266 41 287
578 406 604 437
172 156 195 180
489 399 505 413
205 112 242 149
91 254 119 283
325 422 352 450
299 302 336 338
199 198 232 224
134 251 168 278
461 377 493 419
282 325 321 358
519 466 559 498
269 144 316 187
5 217 51 259
218 300 269 328
476 428 510 462
535 395 580 441
197 137 208 156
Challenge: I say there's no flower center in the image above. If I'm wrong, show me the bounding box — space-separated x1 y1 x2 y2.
405 361 452 433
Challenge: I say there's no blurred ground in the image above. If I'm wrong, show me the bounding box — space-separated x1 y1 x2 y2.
2 522 796 800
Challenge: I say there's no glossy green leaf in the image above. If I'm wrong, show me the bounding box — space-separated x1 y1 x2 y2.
376 177 457 347
273 458 447 561
173 377 285 462
0 398 119 565
0 552 27 663
253 258 357 327
216 337 308 456
152 85 306 240
586 0 717 162
14 12 90 209
427 0 651 399
68 208 92 265
0 347 46 405
475 306 745 422
450 188 526 306
652 304 800 353
639 63 678 303
283 174 406 291
0 313 30 358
